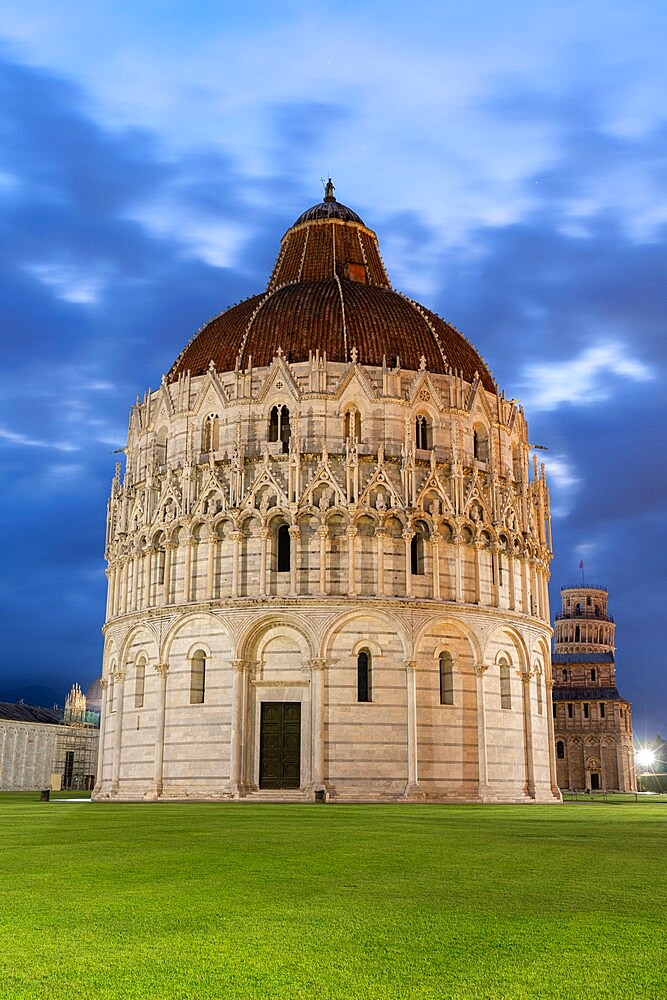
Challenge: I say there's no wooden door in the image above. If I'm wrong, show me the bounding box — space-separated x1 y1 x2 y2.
259 702 301 789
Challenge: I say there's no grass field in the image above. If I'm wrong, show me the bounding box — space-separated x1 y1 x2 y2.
0 797 665 999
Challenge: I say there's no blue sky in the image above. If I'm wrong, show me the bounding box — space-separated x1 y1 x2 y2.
0 2 665 738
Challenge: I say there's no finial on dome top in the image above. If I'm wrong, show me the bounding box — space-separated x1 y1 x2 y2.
323 177 336 202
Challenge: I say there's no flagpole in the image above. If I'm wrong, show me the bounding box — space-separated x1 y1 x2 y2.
579 561 585 587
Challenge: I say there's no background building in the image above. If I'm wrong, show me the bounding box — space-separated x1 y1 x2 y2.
552 585 635 791
0 683 100 792
95 185 560 804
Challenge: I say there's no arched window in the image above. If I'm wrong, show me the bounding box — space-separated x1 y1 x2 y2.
415 414 431 450
357 649 371 703
190 650 206 705
155 426 168 466
411 527 426 575
202 414 219 453
344 408 361 442
575 625 580 642
134 659 146 709
473 425 489 462
556 740 565 760
277 523 290 573
499 660 511 709
268 405 291 452
586 596 591 607
562 669 568 681
439 651 454 706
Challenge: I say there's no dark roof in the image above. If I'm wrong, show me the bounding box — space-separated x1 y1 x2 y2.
552 687 622 701
0 702 61 724
292 199 365 226
168 191 496 391
551 652 614 664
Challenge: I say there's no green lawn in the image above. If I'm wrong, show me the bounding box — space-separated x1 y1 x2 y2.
0 798 665 999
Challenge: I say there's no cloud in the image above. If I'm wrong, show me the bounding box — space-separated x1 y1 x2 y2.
522 343 653 411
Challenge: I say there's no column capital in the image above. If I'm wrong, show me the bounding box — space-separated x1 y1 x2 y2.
309 658 327 672
231 530 244 543
521 669 534 684
288 525 301 538
318 526 329 539
231 658 257 673
473 662 488 676
101 678 109 690
111 668 126 682
404 658 418 672
154 662 169 677
402 530 415 542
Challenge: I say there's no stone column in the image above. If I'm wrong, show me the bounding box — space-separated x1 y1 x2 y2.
521 669 535 798
404 659 422 797
430 535 441 600
228 660 246 794
318 526 328 595
152 662 169 798
93 678 109 795
375 528 386 597
347 526 358 597
289 525 300 596
404 531 414 598
111 669 127 794
231 530 243 597
259 529 269 596
474 663 489 797
105 569 112 620
545 680 560 798
309 659 327 791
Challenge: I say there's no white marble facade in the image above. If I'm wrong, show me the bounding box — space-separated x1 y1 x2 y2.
94 190 560 803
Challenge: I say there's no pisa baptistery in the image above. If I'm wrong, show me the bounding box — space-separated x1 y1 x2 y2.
94 182 561 803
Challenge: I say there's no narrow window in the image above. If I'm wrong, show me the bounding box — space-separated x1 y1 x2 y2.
575 625 580 642
583 703 589 719
552 702 557 719
155 426 168 466
156 546 166 586
411 529 425 575
567 703 573 719
415 415 430 450
473 426 489 462
268 405 291 452
269 406 280 442
357 650 371 703
562 669 568 681
190 651 206 705
591 668 596 682
439 651 454 706
202 414 219 453
499 661 511 709
600 703 606 719
134 660 145 709
108 675 115 714
556 741 565 760
344 408 361 442
277 524 290 573
586 596 591 607
536 673 543 714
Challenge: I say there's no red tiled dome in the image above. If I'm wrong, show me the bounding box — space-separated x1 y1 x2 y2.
168 189 495 392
